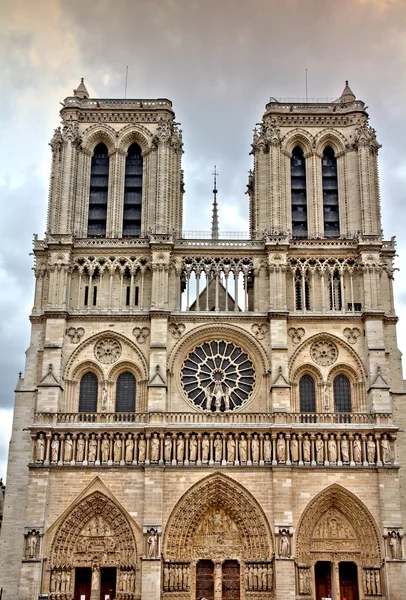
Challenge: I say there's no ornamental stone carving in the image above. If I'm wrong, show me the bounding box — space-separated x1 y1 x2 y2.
310 340 338 366
94 338 122 364
132 326 150 343
245 562 273 591
66 326 85 343
288 327 305 345
251 323 269 340
343 327 361 344
168 323 186 339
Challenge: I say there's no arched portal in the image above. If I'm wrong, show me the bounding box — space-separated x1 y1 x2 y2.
163 474 273 600
48 491 137 600
296 485 382 600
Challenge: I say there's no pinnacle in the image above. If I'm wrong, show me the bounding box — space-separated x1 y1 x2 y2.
74 77 90 99
340 80 356 103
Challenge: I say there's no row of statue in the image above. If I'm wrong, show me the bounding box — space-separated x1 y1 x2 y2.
50 567 71 593
117 568 136 593
298 567 312 595
163 563 190 591
245 562 273 591
363 568 381 596
35 430 393 466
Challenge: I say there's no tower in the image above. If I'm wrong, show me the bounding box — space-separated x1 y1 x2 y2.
0 80 405 600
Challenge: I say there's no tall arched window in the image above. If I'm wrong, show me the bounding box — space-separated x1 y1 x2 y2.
322 146 340 238
123 143 143 237
333 374 351 413
88 143 109 238
299 375 316 412
291 146 308 238
79 372 98 412
115 372 136 412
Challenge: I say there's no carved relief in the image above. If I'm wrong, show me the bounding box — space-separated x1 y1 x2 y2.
66 326 85 344
343 327 361 344
192 506 242 559
132 326 150 343
245 562 273 591
363 568 382 596
169 323 186 339
163 562 191 592
387 530 402 560
297 566 311 595
278 529 291 558
94 338 122 364
310 340 338 366
145 527 160 559
288 327 305 345
311 508 358 553
251 323 269 340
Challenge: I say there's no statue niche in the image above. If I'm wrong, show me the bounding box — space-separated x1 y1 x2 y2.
192 506 242 560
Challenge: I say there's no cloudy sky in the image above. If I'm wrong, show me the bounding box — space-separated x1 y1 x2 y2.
1 0 406 479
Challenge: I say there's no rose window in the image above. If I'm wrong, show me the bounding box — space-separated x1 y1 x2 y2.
310 340 338 367
181 340 255 411
94 338 122 364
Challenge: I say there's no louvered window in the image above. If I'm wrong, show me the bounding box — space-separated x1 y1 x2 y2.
291 146 308 238
115 372 136 412
299 375 316 412
79 372 98 412
333 374 351 413
88 143 109 238
123 143 143 237
322 146 340 237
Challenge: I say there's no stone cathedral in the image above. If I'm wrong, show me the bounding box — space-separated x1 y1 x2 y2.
1 79 406 600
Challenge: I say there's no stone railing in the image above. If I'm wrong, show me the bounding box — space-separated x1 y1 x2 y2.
31 429 396 468
33 411 393 427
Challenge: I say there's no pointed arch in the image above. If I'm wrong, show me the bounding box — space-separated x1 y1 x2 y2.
282 128 314 156
82 124 117 154
163 473 273 560
117 123 154 154
314 129 347 156
296 484 382 566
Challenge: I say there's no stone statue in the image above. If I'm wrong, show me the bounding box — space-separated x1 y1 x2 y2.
223 386 232 411
214 434 222 462
264 434 272 462
202 434 210 462
101 435 110 462
381 434 391 464
367 435 376 463
227 434 236 462
51 435 59 462
213 381 223 412
279 531 290 557
61 570 67 593
189 434 197 461
64 434 73 462
252 434 260 462
27 531 38 559
88 434 97 462
176 436 185 462
151 433 160 462
328 434 337 463
125 434 134 462
92 566 100 590
204 385 212 411
341 435 349 462
76 434 85 462
163 564 170 589
353 435 362 463
277 433 285 462
299 569 306 594
147 529 158 558
315 434 324 463
375 569 381 595
50 570 57 592
239 434 247 462
323 382 330 410
164 435 172 462
113 435 122 462
138 435 146 462
290 434 299 462
390 531 401 559
36 434 45 462
303 435 311 462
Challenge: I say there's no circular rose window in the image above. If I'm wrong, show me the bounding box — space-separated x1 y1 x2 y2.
181 340 255 412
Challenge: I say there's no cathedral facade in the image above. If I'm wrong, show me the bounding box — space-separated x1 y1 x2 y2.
0 79 405 600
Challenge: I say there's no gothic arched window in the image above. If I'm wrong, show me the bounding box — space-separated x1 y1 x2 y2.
299 375 316 412
123 143 143 237
333 374 351 413
322 146 340 238
79 372 98 413
115 372 136 412
291 146 308 238
88 143 109 238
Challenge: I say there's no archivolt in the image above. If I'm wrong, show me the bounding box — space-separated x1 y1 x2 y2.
296 484 382 566
82 123 117 154
163 473 273 560
117 123 154 154
281 128 315 155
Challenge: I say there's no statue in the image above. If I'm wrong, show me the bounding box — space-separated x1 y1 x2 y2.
113 435 122 462
381 434 391 464
323 382 330 410
204 385 213 411
264 434 272 462
125 434 134 462
138 435 146 462
279 530 290 557
315 434 324 463
151 433 160 462
88 434 97 462
328 434 337 463
290 434 299 462
26 531 38 559
239 434 247 462
76 434 85 462
252 433 260 462
64 434 73 462
164 435 172 462
91 566 100 590
353 434 362 463
341 435 349 463
177 436 185 462
164 564 170 589
227 434 236 462
367 435 376 463
102 381 108 408
189 434 197 461
36 434 45 462
202 434 210 462
277 433 285 462
223 386 232 411
390 531 401 559
299 569 306 594
303 434 311 462
214 434 222 462
147 529 158 558
101 434 110 462
51 435 59 462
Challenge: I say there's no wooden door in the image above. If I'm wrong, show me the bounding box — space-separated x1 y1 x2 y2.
339 562 359 600
315 561 332 600
74 568 92 600
196 560 214 600
100 567 116 600
222 560 240 600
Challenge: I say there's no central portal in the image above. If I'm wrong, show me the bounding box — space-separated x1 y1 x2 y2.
196 560 214 600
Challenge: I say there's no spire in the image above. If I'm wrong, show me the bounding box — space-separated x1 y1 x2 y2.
340 80 356 103
74 77 89 99
211 166 219 240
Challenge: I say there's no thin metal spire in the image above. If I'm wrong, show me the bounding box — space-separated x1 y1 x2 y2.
211 165 219 240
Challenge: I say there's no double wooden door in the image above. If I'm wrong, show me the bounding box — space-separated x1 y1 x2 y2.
195 560 240 600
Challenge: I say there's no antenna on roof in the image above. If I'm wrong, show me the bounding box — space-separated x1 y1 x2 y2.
211 165 219 240
305 68 308 102
124 66 129 99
